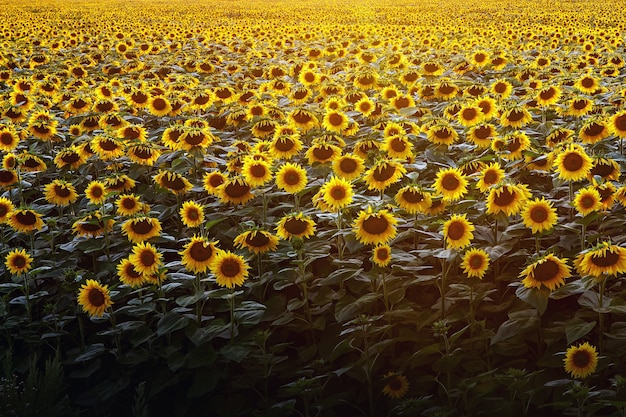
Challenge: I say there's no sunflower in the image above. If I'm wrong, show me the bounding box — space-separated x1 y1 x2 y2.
579 118 610 144
434 79 458 100
355 96 376 117
180 236 220 274
353 138 380 159
502 131 531 161
210 250 250 289
241 157 273 187
394 185 431 215
353 207 398 246
269 134 303 160
2 153 16 170
545 127 574 149
121 216 162 243
536 85 562 107
564 97 594 117
129 242 163 276
306 142 342 165
520 253 571 291
521 197 558 234
276 212 316 240
177 127 215 151
442 214 475 249
320 176 353 211
564 342 598 379
0 196 14 223
217 177 255 206
461 248 490 279
332 153 365 181
288 109 319 132
54 146 86 170
0 127 19 152
153 170 193 195
590 157 620 182
234 229 279 254
363 159 406 192
553 143 593 182
84 180 107 205
486 183 531 217
575 242 626 278
147 96 172 116
490 79 513 99
91 135 125 160
500 106 533 128
19 153 46 172
322 110 350 134
72 212 114 238
574 75 600 94
8 208 45 233
0 169 18 188
203 171 227 195
78 279 113 318
426 122 458 147
353 68 379 90
126 143 161 166
457 105 484 127
609 110 626 139
382 135 413 160
5 248 33 275
275 162 308 194
179 200 205 228
476 162 505 193
433 167 468 201
116 194 144 216
382 372 409 400
117 258 146 288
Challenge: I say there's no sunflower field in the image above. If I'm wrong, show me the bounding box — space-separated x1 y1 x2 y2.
3 0 626 415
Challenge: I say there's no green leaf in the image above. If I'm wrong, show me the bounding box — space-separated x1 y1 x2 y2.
157 312 189 337
220 344 251 362
515 285 549 315
491 310 540 345
565 318 597 344
74 343 105 362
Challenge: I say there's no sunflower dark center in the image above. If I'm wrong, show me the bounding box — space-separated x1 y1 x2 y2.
87 288 105 307
81 221 103 232
462 108 477 121
590 251 619 267
435 128 452 139
438 85 455 95
581 78 594 88
313 146 334 161
140 250 156 266
284 218 308 234
327 113 344 127
394 97 410 108
373 164 396 182
249 164 267 178
283 170 301 185
507 139 522 153
0 204 8 217
183 131 205 146
530 206 548 222
189 241 213 261
404 72 419 82
494 83 508 94
221 259 241 277
339 158 357 173
255 121 275 133
402 190 424 204
0 170 15 183
539 88 556 100
494 188 516 206
131 219 155 235
132 92 149 104
469 254 484 269
0 132 15 145
614 115 626 132
216 89 232 99
584 123 605 137
99 138 119 151
424 63 439 73
390 138 406 152
533 259 560 282
12 255 26 268
274 138 295 152
473 126 491 140
572 350 591 368
16 211 36 225
358 74 375 85
293 90 308 99
194 95 211 105
61 152 80 164
245 232 270 247
330 186 346 200
362 215 389 235
563 152 584 172
208 174 225 188
376 247 389 260
225 181 250 198
447 221 466 240
292 111 313 124
162 174 185 190
32 125 51 135
441 173 460 191
573 99 589 110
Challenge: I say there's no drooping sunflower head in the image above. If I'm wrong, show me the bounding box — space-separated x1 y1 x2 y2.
44 179 79 207
564 342 598 379
394 185 432 215
486 183 531 217
234 229 279 255
72 212 114 238
0 196 14 223
353 207 398 246
575 241 626 278
77 279 113 318
8 208 45 233
217 177 255 206
153 170 193 195
500 105 533 128
520 253 571 291
121 216 162 243
210 250 250 289
579 118 610 144
442 214 475 250
276 212 316 241
363 159 406 192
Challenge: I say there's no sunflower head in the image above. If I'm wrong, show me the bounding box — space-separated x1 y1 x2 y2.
564 342 598 379
5 248 33 275
78 279 113 318
210 250 250 289
520 253 571 291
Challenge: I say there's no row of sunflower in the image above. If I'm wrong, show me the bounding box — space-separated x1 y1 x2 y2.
2 0 626 415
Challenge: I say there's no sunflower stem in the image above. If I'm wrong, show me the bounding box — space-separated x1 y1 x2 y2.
569 180 574 222
535 234 541 253
581 222 587 251
413 213 419 251
229 288 236 341
262 191 268 226
598 277 606 354
440 258 447 320
22 273 31 323
336 210 344 262
196 273 202 325
380 270 389 311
